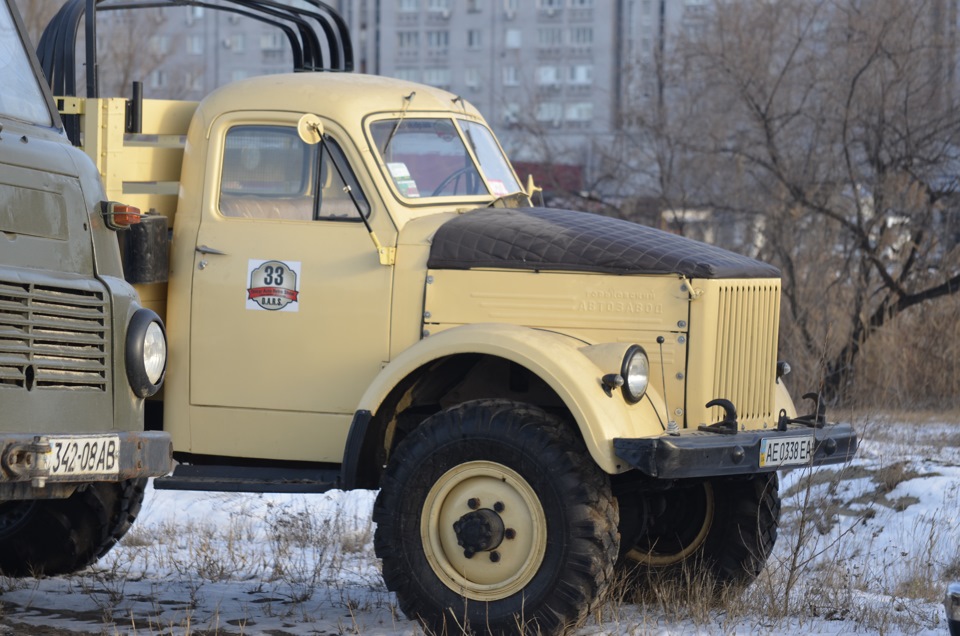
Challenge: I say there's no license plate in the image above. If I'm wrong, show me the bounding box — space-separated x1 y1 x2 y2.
50 435 121 477
759 435 814 468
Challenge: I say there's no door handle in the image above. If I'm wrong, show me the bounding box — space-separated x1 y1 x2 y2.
196 245 228 255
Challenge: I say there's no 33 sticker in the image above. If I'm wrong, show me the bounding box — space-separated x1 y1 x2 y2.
246 259 302 311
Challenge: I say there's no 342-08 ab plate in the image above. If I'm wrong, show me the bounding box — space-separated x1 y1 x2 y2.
49 435 120 477
759 435 814 468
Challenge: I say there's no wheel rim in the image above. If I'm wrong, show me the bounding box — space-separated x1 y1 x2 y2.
627 482 714 566
421 461 547 601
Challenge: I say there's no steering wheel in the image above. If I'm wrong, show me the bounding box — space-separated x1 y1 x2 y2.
431 167 480 196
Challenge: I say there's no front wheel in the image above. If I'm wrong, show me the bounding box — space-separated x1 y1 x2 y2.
619 473 780 584
373 400 619 635
0 478 147 576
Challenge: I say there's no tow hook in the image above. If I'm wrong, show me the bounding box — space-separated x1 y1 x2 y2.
1 436 52 487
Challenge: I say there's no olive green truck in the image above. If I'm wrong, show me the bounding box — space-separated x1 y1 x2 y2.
0 0 171 577
36 1 856 633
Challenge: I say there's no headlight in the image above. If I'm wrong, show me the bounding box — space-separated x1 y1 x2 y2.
126 308 167 398
621 345 649 403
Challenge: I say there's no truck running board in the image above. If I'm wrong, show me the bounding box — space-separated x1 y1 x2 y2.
153 464 340 494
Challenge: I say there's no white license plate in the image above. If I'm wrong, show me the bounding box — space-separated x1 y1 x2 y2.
50 435 121 477
759 435 814 468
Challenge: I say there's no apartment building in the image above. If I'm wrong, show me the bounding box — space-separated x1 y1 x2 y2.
94 0 698 190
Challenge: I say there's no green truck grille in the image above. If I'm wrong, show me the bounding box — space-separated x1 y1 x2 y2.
0 280 109 391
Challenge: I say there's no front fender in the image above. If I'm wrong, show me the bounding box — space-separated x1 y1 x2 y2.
353 323 667 476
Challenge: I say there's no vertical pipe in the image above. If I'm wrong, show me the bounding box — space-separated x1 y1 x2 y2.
85 0 98 97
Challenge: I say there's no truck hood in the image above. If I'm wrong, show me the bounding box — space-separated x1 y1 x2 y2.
426 207 780 279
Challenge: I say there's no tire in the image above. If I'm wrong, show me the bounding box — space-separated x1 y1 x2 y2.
620 473 780 584
0 478 147 576
373 400 619 635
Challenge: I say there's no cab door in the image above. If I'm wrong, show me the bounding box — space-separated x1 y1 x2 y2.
187 114 394 462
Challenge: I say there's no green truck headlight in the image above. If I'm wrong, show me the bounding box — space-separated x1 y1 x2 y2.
126 308 167 397
621 345 649 403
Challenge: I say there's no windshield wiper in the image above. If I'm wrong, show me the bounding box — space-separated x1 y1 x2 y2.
380 91 416 155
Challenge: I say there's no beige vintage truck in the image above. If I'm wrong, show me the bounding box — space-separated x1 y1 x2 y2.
39 1 856 633
0 0 171 578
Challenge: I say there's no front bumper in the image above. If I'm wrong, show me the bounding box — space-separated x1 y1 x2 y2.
0 431 172 489
614 422 857 479
947 582 960 636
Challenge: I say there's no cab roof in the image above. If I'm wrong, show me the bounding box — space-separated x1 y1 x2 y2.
197 73 484 126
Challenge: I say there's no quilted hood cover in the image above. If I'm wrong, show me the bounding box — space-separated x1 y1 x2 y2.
427 207 780 279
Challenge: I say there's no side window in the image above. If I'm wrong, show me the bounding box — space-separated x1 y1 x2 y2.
218 124 368 221
219 125 315 220
318 138 369 221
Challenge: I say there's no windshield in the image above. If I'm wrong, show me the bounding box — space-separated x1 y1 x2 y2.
369 118 520 200
0 1 52 126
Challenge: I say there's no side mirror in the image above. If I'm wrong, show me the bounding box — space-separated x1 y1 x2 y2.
297 114 324 145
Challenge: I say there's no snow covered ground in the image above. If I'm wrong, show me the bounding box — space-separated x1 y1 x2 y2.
0 414 957 635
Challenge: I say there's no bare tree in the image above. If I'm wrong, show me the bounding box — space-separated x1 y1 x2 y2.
95 8 195 99
16 1 196 100
13 0 64 44
609 0 960 403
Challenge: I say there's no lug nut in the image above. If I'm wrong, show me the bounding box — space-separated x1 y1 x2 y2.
467 498 480 510
494 501 505 512
464 548 476 559
505 528 516 540
489 551 501 563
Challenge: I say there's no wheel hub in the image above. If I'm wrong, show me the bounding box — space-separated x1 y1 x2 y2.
453 508 505 557
421 461 547 600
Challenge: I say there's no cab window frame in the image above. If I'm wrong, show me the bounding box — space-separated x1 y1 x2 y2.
217 123 369 222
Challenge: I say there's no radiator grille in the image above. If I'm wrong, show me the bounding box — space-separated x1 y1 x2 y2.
0 281 108 390
710 282 780 423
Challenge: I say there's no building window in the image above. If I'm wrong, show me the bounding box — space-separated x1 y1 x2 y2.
536 102 563 123
537 27 563 46
149 70 166 89
231 70 248 82
398 0 418 11
568 64 593 84
505 29 522 48
223 33 245 53
565 102 594 121
149 35 170 56
467 0 482 12
537 66 562 85
503 66 520 86
187 34 204 55
465 67 480 89
569 0 593 5
538 0 563 7
185 6 204 25
427 30 450 49
398 31 420 49
569 27 593 45
186 72 204 92
467 29 482 49
503 102 521 125
393 68 421 82
423 68 452 87
428 0 450 10
261 32 284 51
